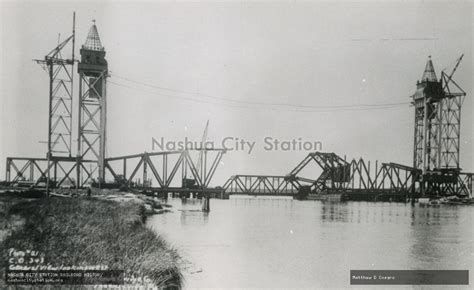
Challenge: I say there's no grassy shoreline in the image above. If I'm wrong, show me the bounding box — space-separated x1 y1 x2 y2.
0 195 182 288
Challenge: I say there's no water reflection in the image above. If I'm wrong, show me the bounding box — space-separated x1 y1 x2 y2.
148 198 473 288
321 201 349 223
320 201 418 225
409 205 472 276
179 199 209 226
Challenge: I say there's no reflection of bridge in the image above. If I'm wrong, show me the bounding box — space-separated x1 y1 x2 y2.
223 152 473 200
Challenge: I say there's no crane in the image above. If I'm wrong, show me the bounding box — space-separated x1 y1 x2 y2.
196 120 209 184
441 54 466 95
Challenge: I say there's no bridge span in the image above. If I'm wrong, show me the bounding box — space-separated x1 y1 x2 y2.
222 152 473 201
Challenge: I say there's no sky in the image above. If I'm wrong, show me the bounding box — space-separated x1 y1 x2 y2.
0 0 472 186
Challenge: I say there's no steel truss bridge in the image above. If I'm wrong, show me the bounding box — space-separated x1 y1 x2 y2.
223 152 473 199
5 149 226 194
2 18 472 202
104 149 225 195
3 17 228 196
5 157 95 188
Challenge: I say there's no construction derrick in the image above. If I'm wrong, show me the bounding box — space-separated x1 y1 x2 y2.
412 56 468 195
222 56 472 200
4 16 225 194
223 151 472 200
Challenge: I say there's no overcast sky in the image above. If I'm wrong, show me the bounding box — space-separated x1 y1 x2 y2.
1 0 472 185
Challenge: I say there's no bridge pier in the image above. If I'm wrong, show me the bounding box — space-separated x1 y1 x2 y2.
202 194 210 212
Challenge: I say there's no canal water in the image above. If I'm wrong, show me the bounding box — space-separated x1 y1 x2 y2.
147 197 473 289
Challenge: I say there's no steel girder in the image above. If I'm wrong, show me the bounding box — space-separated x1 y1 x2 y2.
5 157 96 188
104 149 225 189
222 175 299 195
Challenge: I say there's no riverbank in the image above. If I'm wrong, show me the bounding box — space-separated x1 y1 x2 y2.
0 194 182 288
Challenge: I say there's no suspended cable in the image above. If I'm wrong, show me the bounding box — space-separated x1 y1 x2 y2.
109 73 410 110
108 80 407 113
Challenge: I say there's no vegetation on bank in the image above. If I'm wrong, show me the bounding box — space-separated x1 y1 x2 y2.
0 196 182 288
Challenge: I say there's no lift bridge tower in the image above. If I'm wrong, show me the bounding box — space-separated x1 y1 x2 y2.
412 55 467 195
76 21 108 186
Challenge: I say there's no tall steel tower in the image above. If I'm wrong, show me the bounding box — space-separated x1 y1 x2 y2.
34 13 76 193
412 55 467 195
76 21 108 186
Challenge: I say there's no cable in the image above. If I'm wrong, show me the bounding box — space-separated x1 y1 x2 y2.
109 72 410 110
108 80 405 113
108 80 407 113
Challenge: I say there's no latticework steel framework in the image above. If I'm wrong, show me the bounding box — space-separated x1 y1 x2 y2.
411 55 467 195
413 56 466 172
76 23 108 185
35 32 75 157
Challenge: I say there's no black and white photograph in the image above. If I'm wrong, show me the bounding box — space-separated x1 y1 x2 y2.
0 0 472 288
